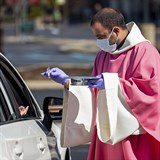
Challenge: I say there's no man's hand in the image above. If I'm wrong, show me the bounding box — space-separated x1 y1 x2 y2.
87 74 105 90
18 106 29 117
41 67 69 85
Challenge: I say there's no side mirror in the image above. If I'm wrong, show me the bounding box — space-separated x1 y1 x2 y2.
43 97 63 120
42 97 63 131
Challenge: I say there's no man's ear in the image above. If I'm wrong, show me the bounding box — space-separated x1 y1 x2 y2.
113 27 120 36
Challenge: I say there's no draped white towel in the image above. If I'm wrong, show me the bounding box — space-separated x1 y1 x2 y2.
60 73 144 147
60 85 94 147
96 73 143 145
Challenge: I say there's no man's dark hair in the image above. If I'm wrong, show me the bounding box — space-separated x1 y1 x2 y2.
90 8 127 31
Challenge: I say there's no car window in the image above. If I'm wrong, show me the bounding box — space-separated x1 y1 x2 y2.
0 90 8 122
0 58 41 121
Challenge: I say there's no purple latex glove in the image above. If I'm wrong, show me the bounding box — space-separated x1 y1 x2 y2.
41 67 69 85
87 74 105 90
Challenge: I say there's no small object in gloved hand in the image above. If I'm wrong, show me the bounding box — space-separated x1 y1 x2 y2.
86 74 105 90
41 67 69 85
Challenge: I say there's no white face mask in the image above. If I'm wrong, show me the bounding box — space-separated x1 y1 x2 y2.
96 29 117 53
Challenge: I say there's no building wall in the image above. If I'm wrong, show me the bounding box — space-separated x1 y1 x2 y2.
67 0 160 25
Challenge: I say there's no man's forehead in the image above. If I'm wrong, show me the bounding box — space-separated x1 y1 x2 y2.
92 22 105 29
91 22 110 35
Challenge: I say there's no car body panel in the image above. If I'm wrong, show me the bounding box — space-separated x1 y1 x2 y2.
0 53 69 160
0 120 51 160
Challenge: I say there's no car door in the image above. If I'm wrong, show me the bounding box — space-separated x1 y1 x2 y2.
0 55 61 160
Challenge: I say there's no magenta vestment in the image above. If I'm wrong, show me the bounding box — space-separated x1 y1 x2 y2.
87 40 160 160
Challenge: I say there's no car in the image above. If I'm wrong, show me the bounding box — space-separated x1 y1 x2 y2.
0 52 71 160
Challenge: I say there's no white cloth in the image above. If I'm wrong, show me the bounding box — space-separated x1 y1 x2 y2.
60 86 94 147
60 73 145 147
96 73 144 145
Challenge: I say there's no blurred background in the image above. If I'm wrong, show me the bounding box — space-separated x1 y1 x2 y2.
0 0 160 68
0 0 160 159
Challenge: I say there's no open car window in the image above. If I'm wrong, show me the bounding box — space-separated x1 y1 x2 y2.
0 57 41 122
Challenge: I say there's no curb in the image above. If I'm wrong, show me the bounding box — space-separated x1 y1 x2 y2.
25 80 63 90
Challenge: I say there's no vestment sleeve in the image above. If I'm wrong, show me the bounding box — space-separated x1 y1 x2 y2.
119 47 160 142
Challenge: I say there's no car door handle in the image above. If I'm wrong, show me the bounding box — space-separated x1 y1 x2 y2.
38 138 46 153
14 141 23 158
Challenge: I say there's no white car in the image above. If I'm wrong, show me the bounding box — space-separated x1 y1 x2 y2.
0 53 70 160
